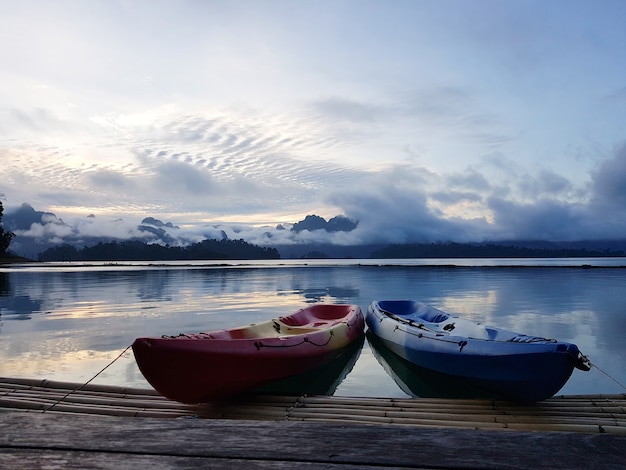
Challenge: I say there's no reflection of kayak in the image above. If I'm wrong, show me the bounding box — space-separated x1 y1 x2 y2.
367 331 500 399
133 304 364 403
366 300 590 402
253 334 364 396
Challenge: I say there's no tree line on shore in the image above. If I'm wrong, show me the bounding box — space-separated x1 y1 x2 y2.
371 242 625 259
37 239 626 261
37 239 280 261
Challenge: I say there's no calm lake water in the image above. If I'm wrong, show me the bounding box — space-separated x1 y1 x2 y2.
1 258 625 399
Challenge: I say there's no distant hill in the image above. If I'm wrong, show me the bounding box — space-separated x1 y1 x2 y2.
5 203 626 261
3 204 198 259
290 215 357 233
0 253 33 263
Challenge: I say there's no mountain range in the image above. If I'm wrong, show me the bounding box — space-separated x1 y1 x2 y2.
3 203 626 260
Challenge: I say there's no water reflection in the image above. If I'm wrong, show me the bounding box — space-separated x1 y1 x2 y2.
0 272 9 296
0 295 44 318
278 286 360 303
0 264 624 397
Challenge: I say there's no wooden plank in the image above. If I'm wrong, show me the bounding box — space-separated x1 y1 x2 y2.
1 412 625 469
0 449 381 470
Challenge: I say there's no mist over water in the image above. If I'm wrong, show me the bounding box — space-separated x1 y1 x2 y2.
1 260 624 398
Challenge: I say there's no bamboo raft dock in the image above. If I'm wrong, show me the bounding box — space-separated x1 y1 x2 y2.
2 377 626 468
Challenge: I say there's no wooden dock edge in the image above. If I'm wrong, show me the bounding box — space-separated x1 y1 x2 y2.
2 377 626 468
1 411 625 469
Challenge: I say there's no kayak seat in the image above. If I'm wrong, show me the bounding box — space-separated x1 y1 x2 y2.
273 318 331 334
485 327 499 340
378 301 450 324
279 325 325 334
284 321 330 329
416 311 450 324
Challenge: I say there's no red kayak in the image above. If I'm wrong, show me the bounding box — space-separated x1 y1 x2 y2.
132 304 364 403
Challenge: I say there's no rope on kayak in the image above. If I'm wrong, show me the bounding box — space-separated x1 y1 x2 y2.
393 323 462 343
254 331 334 350
391 323 470 351
589 360 626 391
42 344 133 413
379 309 440 333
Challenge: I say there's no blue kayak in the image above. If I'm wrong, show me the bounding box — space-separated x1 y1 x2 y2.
366 300 590 402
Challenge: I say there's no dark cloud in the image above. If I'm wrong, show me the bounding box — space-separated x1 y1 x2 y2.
152 160 216 195
591 143 626 206
446 169 492 191
517 169 573 199
328 166 491 244
323 146 626 244
332 145 626 243
431 191 483 205
89 169 132 189
536 170 573 194
487 197 586 241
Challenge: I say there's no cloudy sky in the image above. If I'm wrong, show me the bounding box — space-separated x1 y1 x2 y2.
1 0 626 247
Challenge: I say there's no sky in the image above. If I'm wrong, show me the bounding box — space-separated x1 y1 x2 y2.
1 0 626 248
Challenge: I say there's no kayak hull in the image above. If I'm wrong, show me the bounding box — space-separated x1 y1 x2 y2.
366 300 589 402
133 304 364 403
